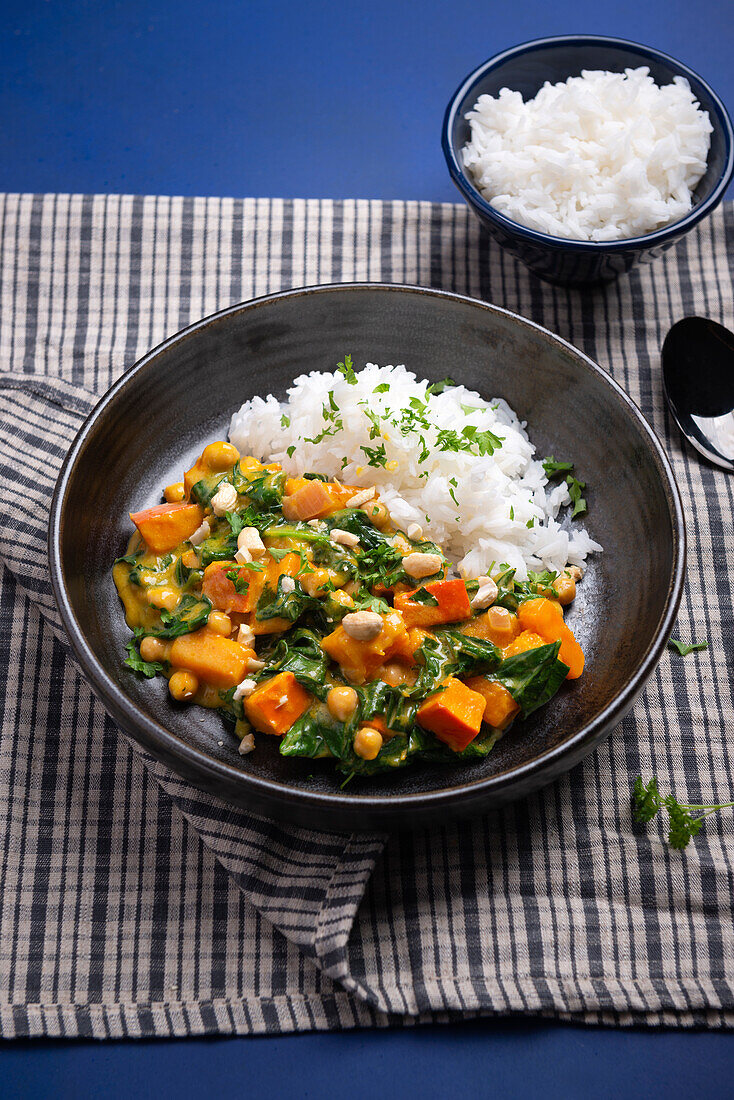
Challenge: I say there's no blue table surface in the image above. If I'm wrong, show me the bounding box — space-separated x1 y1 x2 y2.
3 1 733 1095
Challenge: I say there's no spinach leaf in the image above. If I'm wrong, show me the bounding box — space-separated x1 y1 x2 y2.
409 633 460 697
357 680 418 735
190 474 225 507
114 550 143 567
245 470 286 509
146 593 212 639
492 566 520 613
493 642 568 716
263 523 330 544
280 714 334 759
418 724 503 763
174 556 203 591
198 518 238 565
437 629 503 676
255 576 320 623
267 628 330 700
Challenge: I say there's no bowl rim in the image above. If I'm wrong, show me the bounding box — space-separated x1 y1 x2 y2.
48 282 686 823
441 33 734 252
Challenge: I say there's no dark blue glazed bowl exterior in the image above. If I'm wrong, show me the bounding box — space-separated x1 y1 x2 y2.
442 36 734 286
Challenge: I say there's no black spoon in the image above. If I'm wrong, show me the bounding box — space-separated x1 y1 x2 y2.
662 316 734 472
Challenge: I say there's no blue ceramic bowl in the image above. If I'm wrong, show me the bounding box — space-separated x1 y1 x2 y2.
442 35 734 286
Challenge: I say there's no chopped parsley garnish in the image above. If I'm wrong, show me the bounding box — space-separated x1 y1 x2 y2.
124 638 165 678
287 445 296 458
668 637 709 656
566 475 587 518
426 377 456 395
542 456 574 478
633 775 734 849
225 568 250 594
337 353 358 385
305 424 342 445
361 442 388 468
373 383 390 394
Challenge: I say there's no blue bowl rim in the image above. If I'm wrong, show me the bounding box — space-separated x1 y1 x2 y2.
441 34 734 253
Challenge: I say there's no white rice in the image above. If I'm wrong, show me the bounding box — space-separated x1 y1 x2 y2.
228 363 602 581
461 67 712 242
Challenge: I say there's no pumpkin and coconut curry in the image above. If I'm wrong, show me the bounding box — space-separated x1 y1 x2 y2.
113 440 585 778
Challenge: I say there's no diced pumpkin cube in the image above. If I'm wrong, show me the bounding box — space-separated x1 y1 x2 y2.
130 501 204 556
244 671 311 735
251 615 293 636
502 630 546 659
281 478 361 521
416 676 485 753
203 551 302 620
282 480 339 521
394 578 471 628
461 605 520 648
169 628 249 689
321 610 410 684
202 561 255 614
517 597 584 679
463 676 520 730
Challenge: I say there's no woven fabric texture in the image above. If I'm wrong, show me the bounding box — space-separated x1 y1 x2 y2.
0 193 732 1038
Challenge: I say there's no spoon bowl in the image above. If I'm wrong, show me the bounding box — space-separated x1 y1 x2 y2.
662 316 734 472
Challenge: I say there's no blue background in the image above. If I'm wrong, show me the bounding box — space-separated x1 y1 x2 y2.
3 0 734 1095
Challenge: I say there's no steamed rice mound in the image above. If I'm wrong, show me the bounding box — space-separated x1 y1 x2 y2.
229 363 602 580
461 67 712 242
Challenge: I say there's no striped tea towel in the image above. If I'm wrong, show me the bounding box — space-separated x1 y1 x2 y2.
0 194 733 1038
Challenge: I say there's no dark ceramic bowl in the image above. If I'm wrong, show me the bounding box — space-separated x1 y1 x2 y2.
442 35 734 286
49 285 685 831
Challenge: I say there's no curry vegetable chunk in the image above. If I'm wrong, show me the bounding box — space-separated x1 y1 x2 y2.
113 441 585 777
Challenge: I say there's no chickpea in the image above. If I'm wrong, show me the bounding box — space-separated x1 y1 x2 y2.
164 481 185 503
300 567 330 597
201 441 240 471
553 574 576 606
362 501 391 530
208 610 233 636
147 587 179 612
139 636 169 662
353 724 383 760
379 661 412 687
169 670 198 701
330 588 355 609
327 685 359 722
